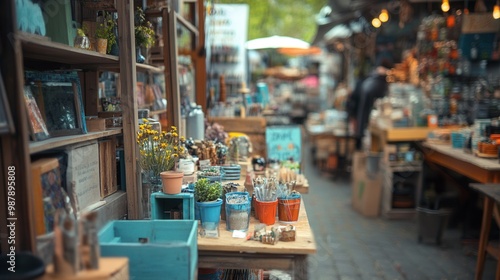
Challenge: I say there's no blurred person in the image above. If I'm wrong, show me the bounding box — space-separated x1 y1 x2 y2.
346 59 392 150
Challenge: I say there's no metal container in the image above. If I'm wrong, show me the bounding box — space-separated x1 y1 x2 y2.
186 105 205 140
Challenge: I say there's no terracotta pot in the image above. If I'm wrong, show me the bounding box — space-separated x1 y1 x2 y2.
96 38 108 54
254 199 278 225
278 197 301 222
160 171 184 194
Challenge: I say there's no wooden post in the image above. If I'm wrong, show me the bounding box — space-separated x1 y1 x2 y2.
117 0 141 219
0 0 36 251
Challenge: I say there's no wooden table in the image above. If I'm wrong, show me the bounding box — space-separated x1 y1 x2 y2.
469 184 500 280
40 257 129 280
422 142 500 280
369 123 432 152
305 124 355 173
197 200 317 279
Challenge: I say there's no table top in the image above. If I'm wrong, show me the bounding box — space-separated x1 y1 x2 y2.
369 124 432 142
422 142 500 171
197 200 317 255
41 258 128 280
470 183 500 202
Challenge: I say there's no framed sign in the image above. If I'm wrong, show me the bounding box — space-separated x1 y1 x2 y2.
265 126 302 163
0 71 15 135
25 71 87 137
24 85 50 141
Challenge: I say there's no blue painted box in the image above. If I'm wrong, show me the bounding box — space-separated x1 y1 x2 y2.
99 220 198 280
151 192 195 220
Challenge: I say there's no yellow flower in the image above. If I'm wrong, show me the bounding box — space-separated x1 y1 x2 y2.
136 124 185 175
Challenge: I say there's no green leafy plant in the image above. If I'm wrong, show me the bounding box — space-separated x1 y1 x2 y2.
134 7 156 48
194 178 222 202
95 17 117 53
77 28 87 37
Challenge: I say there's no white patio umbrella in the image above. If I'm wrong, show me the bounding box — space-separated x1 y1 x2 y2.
245 35 310 50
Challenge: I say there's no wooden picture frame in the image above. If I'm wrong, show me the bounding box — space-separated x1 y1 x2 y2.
25 71 87 137
0 70 15 135
31 157 67 235
24 85 50 141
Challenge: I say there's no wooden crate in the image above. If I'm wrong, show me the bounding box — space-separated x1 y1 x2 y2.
151 192 195 220
99 220 198 280
380 162 422 219
207 117 267 158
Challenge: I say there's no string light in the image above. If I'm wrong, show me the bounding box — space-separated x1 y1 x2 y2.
493 2 500 19
379 9 389 23
441 0 450 12
372 18 381 28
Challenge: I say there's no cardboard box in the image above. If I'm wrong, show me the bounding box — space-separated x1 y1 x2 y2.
351 152 382 217
351 151 367 182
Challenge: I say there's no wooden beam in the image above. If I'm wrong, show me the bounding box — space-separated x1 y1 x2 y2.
117 0 140 219
195 0 207 113
165 7 181 129
0 0 36 251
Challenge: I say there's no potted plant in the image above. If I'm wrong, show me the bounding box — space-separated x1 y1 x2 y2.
95 16 116 54
197 166 223 183
194 178 223 231
137 120 185 218
134 7 155 63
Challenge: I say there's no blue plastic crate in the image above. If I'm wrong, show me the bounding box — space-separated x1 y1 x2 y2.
151 192 195 220
99 220 198 280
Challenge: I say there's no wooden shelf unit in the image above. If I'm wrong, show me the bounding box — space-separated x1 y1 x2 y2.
19 32 119 67
29 129 122 154
0 0 142 252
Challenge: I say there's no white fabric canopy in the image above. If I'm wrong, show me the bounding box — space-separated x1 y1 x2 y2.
245 35 310 50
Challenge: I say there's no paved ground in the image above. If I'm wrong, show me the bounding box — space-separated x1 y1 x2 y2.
301 148 496 280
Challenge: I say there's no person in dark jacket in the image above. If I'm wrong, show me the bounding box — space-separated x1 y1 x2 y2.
347 59 392 150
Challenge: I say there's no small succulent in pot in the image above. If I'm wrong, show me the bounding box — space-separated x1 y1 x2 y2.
194 178 222 202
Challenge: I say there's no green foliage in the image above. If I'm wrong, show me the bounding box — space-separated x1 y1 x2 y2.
95 16 117 53
216 0 326 42
194 178 222 202
77 28 86 37
135 7 156 48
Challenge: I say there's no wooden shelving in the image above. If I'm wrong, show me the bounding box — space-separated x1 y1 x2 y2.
136 62 163 73
29 129 122 154
18 32 119 68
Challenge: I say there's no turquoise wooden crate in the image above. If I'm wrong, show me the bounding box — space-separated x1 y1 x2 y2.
99 220 198 280
151 192 195 220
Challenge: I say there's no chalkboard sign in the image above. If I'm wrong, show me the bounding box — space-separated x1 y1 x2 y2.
266 126 302 162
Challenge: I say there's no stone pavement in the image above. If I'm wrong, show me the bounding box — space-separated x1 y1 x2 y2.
301 152 496 280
